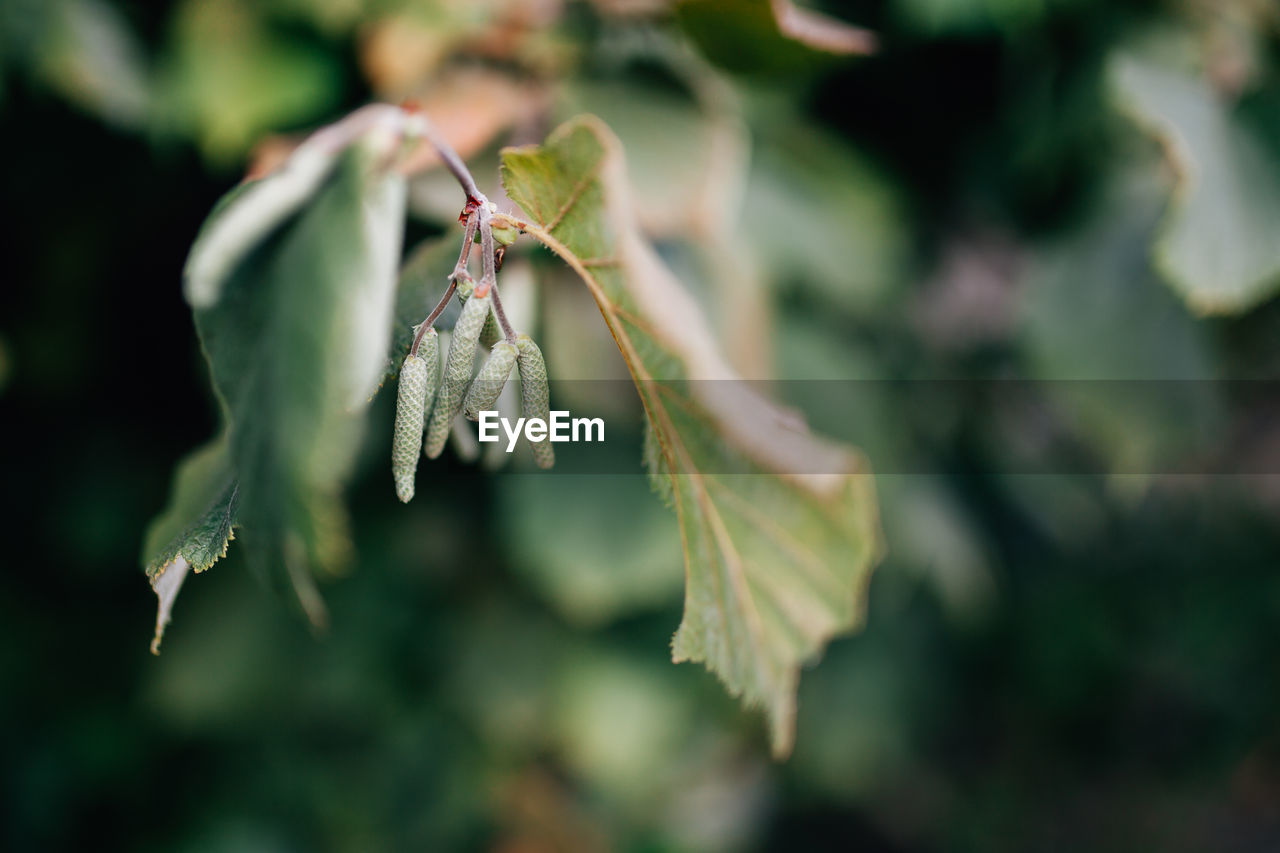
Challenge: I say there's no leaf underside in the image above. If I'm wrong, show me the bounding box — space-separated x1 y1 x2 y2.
500 117 884 757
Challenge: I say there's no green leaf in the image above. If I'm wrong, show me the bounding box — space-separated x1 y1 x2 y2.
192 135 406 624
500 118 884 757
144 116 407 644
141 433 238 653
143 435 238 575
1110 53 1280 314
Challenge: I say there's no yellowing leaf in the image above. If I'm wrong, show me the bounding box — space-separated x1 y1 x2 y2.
499 118 883 756
1110 54 1280 314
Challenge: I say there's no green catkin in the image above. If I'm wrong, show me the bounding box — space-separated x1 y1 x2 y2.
418 325 440 416
464 341 518 420
456 277 500 347
423 292 489 458
478 310 502 349
516 334 554 469
392 347 429 502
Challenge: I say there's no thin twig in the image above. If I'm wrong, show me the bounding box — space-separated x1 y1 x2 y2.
454 208 479 275
477 206 498 294
488 281 518 343
409 210 479 356
404 112 484 201
476 206 517 341
400 107 517 356
409 282 455 356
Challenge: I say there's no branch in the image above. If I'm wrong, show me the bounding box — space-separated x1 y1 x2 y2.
477 205 517 342
400 109 485 201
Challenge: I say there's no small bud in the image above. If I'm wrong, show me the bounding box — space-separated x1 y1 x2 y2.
491 220 520 247
516 334 554 469
424 293 489 458
464 341 518 420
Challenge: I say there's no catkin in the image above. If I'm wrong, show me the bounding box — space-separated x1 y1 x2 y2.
464 341 518 420
478 310 502 349
392 346 429 502
516 334 554 469
418 326 440 420
423 292 489 458
456 277 500 347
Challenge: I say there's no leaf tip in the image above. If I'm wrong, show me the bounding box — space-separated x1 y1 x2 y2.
149 555 192 656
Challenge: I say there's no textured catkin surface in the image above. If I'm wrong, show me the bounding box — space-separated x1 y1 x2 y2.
392 353 429 502
516 334 554 469
417 327 440 408
464 341 518 420
424 293 489 458
479 310 502 349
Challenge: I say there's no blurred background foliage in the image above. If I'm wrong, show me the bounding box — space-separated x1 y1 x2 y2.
4 0 1280 850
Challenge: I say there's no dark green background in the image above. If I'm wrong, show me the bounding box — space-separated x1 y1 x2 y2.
4 0 1280 850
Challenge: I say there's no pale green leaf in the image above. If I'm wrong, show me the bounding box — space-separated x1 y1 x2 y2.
1110 54 1280 314
182 148 335 310
500 118 883 756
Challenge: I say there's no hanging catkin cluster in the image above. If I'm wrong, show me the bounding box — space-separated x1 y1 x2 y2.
391 208 553 502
